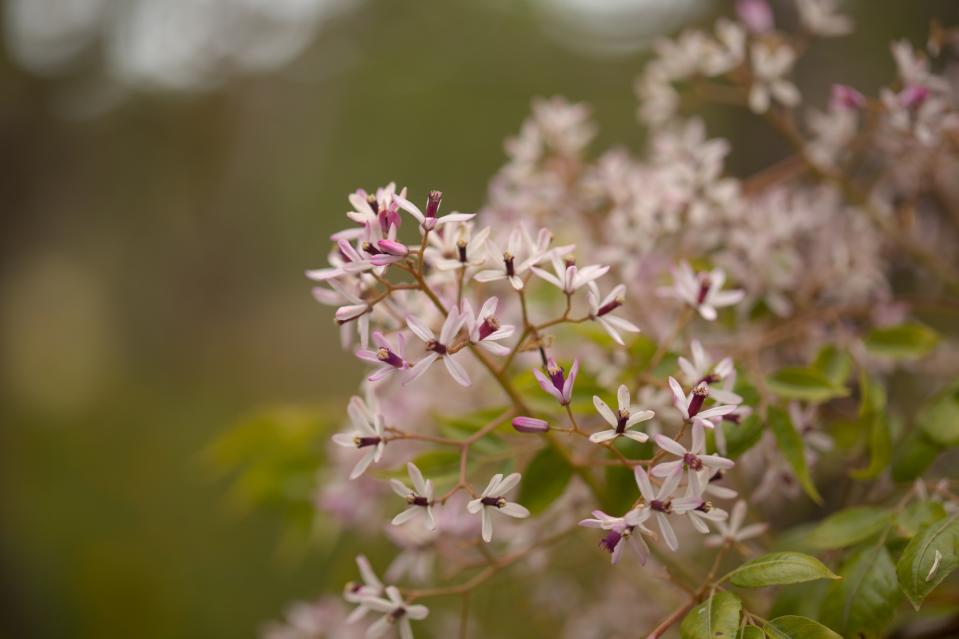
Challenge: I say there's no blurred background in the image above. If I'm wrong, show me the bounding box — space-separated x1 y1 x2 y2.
1 1 957 636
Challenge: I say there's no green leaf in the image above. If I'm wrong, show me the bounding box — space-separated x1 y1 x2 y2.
896 514 959 610
764 615 842 639
602 464 638 514
737 627 765 639
680 591 742 639
812 346 852 387
864 322 939 360
917 384 959 446
722 413 765 459
768 407 822 504
820 545 900 638
408 450 461 482
891 429 942 482
727 551 840 588
849 412 892 480
767 367 848 403
517 446 573 515
896 500 947 538
806 507 891 550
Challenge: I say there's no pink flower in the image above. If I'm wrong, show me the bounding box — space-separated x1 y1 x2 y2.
396 190 476 231
587 283 640 345
634 466 683 551
462 297 515 356
512 416 550 433
589 384 654 444
668 377 738 428
405 309 471 387
356 331 410 382
532 357 579 406
652 423 735 481
658 261 744 321
578 509 654 564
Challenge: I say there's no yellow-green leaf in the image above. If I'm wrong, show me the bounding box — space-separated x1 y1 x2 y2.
726 552 840 588
764 615 842 639
680 591 742 639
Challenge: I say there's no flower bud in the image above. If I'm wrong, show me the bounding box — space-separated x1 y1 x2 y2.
512 416 550 433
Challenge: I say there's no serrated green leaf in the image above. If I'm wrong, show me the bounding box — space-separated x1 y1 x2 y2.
812 346 852 388
764 615 842 639
767 367 848 403
896 500 947 538
864 322 939 360
806 507 891 549
891 429 942 482
768 407 822 504
820 545 900 638
896 514 959 610
680 591 742 639
726 551 839 588
918 384 959 446
517 446 573 515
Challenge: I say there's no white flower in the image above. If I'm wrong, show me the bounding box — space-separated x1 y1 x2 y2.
672 473 729 534
358 586 428 639
796 0 852 37
474 227 563 290
467 473 530 542
425 223 490 273
589 384 654 444
748 42 801 114
356 331 410 382
634 465 683 551
343 555 385 623
531 250 609 295
677 340 741 404
658 262 744 321
587 282 640 345
704 500 768 547
389 463 435 530
405 308 471 387
668 377 739 428
332 395 386 479
396 191 475 231
653 423 735 482
578 509 654 564
462 297 515 356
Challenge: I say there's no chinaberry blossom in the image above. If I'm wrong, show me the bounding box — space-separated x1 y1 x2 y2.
343 555 384 623
653 423 735 482
672 474 729 534
587 283 640 345
405 309 471 387
704 500 768 548
796 0 852 37
467 473 530 542
390 463 435 530
659 262 744 321
578 509 654 565
590 384 654 444
475 227 561 290
425 223 490 274
634 466 683 551
533 358 579 406
396 190 475 232
356 586 428 639
677 340 742 405
668 377 738 428
356 331 410 382
332 395 387 480
748 42 801 114
462 297 515 356
531 251 609 295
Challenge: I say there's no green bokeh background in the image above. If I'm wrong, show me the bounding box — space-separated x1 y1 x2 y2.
1 1 956 636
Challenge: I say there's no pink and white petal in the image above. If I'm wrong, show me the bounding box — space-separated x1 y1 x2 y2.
688 513 711 534
562 359 580 400
332 433 356 448
589 429 619 443
597 318 624 345
425 506 436 530
390 479 411 498
406 315 435 343
467 499 483 514
658 467 683 498
668 377 688 407
708 484 738 500
711 389 743 404
485 326 515 341
634 466 655 500
481 509 493 542
349 450 376 479
657 514 679 551
737 523 769 540
474 270 506 283
496 473 522 495
530 266 563 290
533 368 564 403
482 474 504 497
443 355 472 387
391 507 421 526
366 617 391 639
406 604 429 620
479 341 511 356
698 304 718 321
500 502 530 518
650 460 682 477
712 290 745 307
654 434 687 457
509 275 524 290
678 356 698 381
626 409 655 427
624 430 650 443
407 463 428 495
356 555 382 589
697 404 738 420
593 396 618 427
404 353 439 385
700 454 735 469
368 366 394 383
617 385 630 413
435 212 475 224
603 314 640 333
692 423 705 453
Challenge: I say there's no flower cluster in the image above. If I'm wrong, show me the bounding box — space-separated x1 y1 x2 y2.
262 3 959 638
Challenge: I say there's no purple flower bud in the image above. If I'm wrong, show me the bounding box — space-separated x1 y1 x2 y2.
831 84 865 110
425 191 442 218
736 0 773 34
899 84 930 109
376 239 409 257
512 416 550 433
